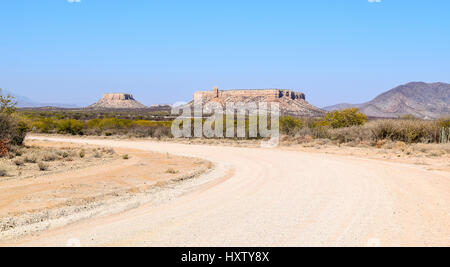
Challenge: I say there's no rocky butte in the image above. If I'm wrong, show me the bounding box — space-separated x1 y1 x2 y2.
192 87 325 117
88 93 147 109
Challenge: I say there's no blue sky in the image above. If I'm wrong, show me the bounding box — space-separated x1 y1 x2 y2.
0 0 449 107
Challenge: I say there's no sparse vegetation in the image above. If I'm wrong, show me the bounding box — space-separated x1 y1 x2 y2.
41 151 58 162
38 162 48 171
24 154 38 163
0 167 7 177
14 158 24 166
0 142 117 179
10 106 450 147
316 108 368 129
166 168 178 174
122 154 129 160
280 116 303 135
276 110 449 145
0 89 17 115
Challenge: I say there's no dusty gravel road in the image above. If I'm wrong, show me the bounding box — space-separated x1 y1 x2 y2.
8 136 450 247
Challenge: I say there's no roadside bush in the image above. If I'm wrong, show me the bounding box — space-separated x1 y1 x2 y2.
328 126 372 143
367 119 440 143
280 116 303 135
438 117 450 129
153 126 171 139
11 120 28 146
0 114 27 150
56 119 84 135
316 108 367 129
32 118 57 133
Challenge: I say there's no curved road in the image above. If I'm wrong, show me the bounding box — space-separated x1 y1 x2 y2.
12 137 450 246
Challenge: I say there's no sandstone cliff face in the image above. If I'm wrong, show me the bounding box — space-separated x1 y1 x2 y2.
190 88 325 117
89 93 147 109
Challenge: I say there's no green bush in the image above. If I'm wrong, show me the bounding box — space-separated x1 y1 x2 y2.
280 116 303 135
0 114 27 146
438 117 450 129
32 118 57 133
56 119 84 135
0 89 17 115
317 108 368 129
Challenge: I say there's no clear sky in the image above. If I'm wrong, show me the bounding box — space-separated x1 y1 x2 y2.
1 0 449 107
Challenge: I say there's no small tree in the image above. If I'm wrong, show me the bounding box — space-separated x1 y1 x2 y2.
0 89 17 115
0 90 26 148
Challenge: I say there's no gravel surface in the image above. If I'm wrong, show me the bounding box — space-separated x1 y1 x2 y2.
4 136 449 247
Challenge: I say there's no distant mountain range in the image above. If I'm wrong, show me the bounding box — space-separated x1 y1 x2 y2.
1 90 78 108
323 82 450 119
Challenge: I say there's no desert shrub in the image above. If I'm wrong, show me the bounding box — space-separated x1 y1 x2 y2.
401 114 419 120
366 119 441 143
103 148 115 154
14 158 24 166
86 118 131 131
24 154 38 163
41 152 58 162
56 119 84 135
122 154 129 160
38 162 48 171
166 168 178 174
438 117 450 129
317 108 367 129
0 167 7 177
328 126 372 143
10 120 28 146
153 126 171 139
280 116 303 135
0 89 17 115
79 150 85 158
32 118 57 133
0 114 27 151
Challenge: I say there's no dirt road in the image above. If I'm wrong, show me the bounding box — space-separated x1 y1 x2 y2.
7 136 450 247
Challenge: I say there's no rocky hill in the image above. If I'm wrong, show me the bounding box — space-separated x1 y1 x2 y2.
88 93 147 109
191 87 325 117
324 82 450 119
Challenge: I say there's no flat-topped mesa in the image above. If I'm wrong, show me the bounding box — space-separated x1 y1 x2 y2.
194 87 306 102
192 87 325 117
102 93 136 101
88 93 147 109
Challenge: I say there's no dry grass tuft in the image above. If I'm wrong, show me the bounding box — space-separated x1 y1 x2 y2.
166 168 179 174
0 167 7 177
37 162 49 171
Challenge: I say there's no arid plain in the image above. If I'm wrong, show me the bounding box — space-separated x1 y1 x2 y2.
1 135 448 247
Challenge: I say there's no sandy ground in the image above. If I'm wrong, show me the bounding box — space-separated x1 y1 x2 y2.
2 135 449 247
0 140 211 241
